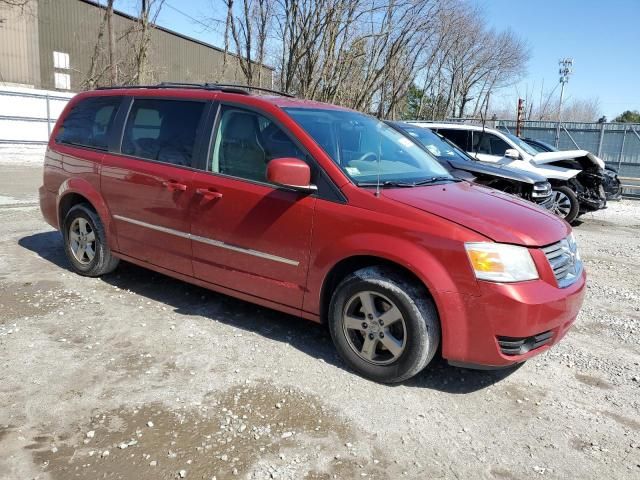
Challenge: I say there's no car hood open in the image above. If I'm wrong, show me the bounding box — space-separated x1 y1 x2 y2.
384 181 569 247
448 158 547 184
532 150 605 169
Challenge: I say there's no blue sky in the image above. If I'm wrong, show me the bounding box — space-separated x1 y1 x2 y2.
478 0 639 118
113 0 639 119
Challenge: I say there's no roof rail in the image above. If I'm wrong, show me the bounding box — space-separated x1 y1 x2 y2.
210 83 295 98
96 82 295 98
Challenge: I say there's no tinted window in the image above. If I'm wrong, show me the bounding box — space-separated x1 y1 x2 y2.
122 99 205 166
472 132 510 156
437 129 469 151
55 96 121 150
210 106 305 182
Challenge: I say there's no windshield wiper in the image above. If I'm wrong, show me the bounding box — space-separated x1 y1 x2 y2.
357 177 458 188
412 176 459 185
357 180 417 187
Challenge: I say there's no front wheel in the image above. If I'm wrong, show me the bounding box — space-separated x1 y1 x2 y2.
550 186 580 224
328 266 440 383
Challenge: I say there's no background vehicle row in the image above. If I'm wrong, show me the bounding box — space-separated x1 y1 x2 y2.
407 122 608 224
385 121 553 210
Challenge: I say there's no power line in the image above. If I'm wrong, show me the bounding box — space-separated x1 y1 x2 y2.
163 1 224 32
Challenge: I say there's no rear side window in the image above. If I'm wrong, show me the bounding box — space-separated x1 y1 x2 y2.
55 96 121 150
437 129 469 151
121 99 205 167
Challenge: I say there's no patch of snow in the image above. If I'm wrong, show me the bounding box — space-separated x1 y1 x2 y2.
0 144 46 165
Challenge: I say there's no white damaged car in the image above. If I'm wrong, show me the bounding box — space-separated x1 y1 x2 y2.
409 122 607 224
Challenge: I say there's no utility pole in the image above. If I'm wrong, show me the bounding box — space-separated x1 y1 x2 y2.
555 58 573 148
516 98 525 137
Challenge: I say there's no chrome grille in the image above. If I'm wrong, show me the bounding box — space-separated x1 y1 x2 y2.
542 235 582 288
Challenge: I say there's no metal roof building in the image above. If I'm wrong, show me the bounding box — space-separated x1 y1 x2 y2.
0 0 273 91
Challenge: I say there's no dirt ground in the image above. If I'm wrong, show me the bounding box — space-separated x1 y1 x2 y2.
0 164 638 480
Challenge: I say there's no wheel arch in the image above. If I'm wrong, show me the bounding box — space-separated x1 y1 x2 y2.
57 178 118 250
319 255 434 325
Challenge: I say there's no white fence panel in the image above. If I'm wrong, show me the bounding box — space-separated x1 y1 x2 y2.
0 87 75 144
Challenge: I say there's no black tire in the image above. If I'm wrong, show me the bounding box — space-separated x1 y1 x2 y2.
62 203 119 277
550 186 580 224
328 266 440 383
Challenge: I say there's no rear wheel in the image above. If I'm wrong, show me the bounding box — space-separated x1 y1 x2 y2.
328 266 440 383
63 204 119 277
550 186 579 224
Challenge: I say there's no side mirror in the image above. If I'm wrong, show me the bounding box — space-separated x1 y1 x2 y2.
504 148 520 159
266 157 317 192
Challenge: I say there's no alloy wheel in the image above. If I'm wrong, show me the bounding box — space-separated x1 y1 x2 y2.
551 190 572 218
69 217 96 265
342 291 407 365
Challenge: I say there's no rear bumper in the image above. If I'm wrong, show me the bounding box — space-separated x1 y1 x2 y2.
438 269 586 367
39 186 58 229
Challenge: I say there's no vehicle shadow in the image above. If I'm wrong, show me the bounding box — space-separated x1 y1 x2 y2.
19 231 520 394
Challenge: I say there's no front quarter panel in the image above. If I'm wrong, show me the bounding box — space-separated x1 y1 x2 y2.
303 192 486 318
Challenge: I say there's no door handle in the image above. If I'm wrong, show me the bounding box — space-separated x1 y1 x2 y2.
162 180 188 191
195 188 223 200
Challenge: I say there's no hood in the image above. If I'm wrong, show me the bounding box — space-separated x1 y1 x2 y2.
448 158 547 184
532 150 605 168
384 181 569 247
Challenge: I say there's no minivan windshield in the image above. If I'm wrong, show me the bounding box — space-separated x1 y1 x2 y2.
284 108 453 186
394 124 471 163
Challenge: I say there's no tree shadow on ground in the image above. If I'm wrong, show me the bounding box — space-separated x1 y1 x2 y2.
19 231 521 393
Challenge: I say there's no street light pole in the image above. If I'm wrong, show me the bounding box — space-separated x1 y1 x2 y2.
555 58 573 148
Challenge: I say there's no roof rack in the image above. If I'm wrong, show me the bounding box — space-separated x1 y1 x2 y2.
205 83 295 98
96 82 295 98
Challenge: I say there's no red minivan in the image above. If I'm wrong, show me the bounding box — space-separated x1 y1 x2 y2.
39 84 586 383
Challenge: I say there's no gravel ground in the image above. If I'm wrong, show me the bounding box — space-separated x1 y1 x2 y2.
0 164 638 480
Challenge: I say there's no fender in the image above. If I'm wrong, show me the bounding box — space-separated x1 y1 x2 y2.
305 231 481 314
57 177 119 251
498 158 581 181
305 232 483 363
523 163 581 181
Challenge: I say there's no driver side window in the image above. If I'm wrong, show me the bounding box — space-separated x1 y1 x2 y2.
210 106 306 183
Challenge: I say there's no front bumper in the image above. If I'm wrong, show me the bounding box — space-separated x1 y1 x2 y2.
533 194 554 211
437 268 586 368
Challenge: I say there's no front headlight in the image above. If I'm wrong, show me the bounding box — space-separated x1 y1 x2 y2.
532 181 552 198
465 242 539 282
567 232 581 261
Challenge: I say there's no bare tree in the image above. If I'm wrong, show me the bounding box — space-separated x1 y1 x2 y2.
558 97 602 122
206 0 530 120
84 0 114 89
222 0 273 86
0 0 29 8
107 0 117 84
130 0 165 85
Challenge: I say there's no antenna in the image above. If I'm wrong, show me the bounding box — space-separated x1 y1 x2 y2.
375 129 382 197
473 110 486 160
